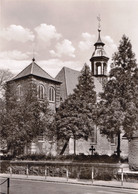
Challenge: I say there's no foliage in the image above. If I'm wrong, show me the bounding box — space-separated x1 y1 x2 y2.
15 153 47 161
112 35 136 70
1 153 126 164
122 68 138 137
0 69 14 98
52 64 97 153
0 69 14 149
97 35 138 157
0 82 52 156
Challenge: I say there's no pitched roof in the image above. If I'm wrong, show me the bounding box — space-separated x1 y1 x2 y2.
92 48 108 58
12 59 60 83
64 67 80 95
55 67 80 101
92 30 108 59
55 66 103 101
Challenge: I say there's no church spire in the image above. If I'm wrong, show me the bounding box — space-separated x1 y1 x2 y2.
90 16 109 86
94 29 105 47
94 15 104 47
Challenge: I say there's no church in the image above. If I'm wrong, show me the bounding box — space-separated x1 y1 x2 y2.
7 29 128 157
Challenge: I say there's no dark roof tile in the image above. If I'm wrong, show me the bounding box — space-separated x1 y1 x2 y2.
56 66 103 99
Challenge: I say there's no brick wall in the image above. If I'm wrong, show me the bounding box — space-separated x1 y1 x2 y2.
129 130 138 170
69 129 128 157
8 76 60 112
7 75 60 155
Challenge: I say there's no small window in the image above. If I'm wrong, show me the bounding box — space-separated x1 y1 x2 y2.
38 132 44 142
38 85 45 99
49 87 55 102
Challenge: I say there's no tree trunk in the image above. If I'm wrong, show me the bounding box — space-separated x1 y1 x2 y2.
117 132 121 158
60 139 69 155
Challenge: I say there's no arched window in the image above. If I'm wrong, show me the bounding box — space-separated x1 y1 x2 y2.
38 85 45 99
96 62 102 75
17 84 22 99
90 125 97 144
49 87 55 102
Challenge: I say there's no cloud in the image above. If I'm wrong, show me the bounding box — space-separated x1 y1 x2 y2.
78 32 95 51
35 24 61 44
0 58 82 78
103 35 117 51
39 58 82 77
50 39 75 58
101 36 117 73
0 25 35 42
0 50 30 60
0 59 30 75
49 50 56 56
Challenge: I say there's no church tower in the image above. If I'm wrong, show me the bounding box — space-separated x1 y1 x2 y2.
90 28 109 86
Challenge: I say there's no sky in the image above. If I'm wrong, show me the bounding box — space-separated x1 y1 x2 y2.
0 0 138 77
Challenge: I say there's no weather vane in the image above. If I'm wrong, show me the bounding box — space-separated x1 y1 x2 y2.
97 14 101 30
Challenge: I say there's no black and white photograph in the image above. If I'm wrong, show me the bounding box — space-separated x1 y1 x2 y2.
0 0 138 193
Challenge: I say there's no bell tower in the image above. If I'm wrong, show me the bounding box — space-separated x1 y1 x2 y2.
90 17 109 86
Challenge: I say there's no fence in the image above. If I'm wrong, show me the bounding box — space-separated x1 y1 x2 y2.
1 160 137 187
4 161 130 186
0 177 10 194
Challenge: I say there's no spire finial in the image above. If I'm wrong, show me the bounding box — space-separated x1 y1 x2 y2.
32 58 35 62
97 14 101 31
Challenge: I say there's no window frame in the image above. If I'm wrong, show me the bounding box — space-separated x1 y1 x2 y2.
38 84 45 100
49 86 55 102
17 84 22 100
96 62 102 75
110 134 116 146
90 126 97 145
38 132 44 142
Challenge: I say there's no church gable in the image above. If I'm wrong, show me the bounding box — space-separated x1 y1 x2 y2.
7 60 61 112
12 58 60 84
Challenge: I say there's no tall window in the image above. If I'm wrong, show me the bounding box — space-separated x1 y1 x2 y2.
91 126 97 144
17 85 22 100
110 134 116 145
96 62 102 75
38 85 45 99
49 87 55 102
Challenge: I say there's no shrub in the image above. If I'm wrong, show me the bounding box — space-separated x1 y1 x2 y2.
0 154 14 160
1 153 128 164
120 157 128 163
